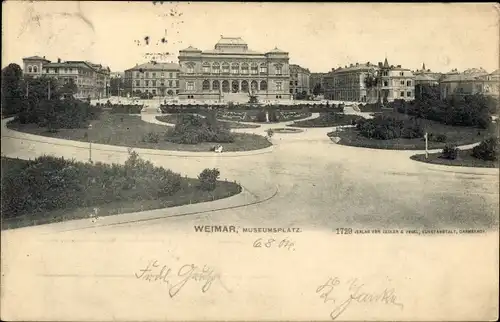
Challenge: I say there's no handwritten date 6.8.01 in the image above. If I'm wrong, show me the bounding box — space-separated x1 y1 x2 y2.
253 237 296 251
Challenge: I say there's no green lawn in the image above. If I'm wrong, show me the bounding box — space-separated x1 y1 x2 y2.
155 114 260 129
333 112 498 150
289 113 361 128
410 149 499 168
7 112 271 152
1 157 242 230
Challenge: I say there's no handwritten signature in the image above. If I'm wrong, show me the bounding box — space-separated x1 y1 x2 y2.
316 277 404 320
135 260 229 297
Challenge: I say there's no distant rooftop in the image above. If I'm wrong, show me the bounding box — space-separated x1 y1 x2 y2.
126 62 180 71
23 55 50 61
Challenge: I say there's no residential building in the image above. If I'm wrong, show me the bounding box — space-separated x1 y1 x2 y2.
324 58 415 103
124 61 180 96
414 74 439 86
177 36 291 102
289 64 310 98
440 68 499 99
414 63 442 81
22 56 50 78
22 56 111 99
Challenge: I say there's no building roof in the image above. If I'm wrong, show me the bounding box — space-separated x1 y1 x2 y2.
267 47 288 54
126 62 180 71
179 46 202 52
44 61 95 69
491 69 500 76
216 37 247 46
415 74 438 82
23 55 50 61
331 63 377 73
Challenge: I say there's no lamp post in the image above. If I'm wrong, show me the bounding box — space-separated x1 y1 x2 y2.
88 124 93 163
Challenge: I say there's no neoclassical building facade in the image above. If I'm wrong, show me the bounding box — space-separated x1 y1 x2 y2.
178 37 291 102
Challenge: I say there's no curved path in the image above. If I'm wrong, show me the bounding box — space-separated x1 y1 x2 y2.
1 112 498 321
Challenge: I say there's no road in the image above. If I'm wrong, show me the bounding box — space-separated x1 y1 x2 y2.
1 112 498 321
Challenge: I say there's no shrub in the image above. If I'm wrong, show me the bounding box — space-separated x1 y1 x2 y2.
441 144 458 160
142 131 160 143
427 133 447 142
472 137 499 161
266 128 274 138
166 113 234 144
198 168 220 191
0 152 182 218
255 110 267 122
268 110 279 122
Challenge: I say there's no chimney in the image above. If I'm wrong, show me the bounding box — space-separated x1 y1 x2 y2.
355 63 359 66
378 62 382 67
43 56 46 59
367 61 370 66
57 58 61 63
397 65 401 68
350 63 353 67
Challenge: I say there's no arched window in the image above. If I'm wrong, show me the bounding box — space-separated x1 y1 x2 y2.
241 80 249 93
251 80 258 92
212 80 220 91
260 64 267 74
27 66 33 73
231 80 239 93
251 63 258 75
241 63 249 75
202 62 211 74
260 80 267 91
222 63 230 74
167 90 174 96
231 63 239 75
186 63 194 74
202 80 210 91
33 66 38 73
222 80 230 93
212 63 220 74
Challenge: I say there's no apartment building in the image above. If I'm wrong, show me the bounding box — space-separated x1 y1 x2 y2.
289 64 311 98
124 61 180 96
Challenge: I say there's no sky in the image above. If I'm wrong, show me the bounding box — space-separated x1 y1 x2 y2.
2 2 499 73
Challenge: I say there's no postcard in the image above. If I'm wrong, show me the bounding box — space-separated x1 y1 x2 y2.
1 1 499 321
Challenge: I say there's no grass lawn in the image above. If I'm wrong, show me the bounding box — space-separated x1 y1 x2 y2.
333 111 498 150
217 110 312 123
7 112 271 152
289 113 361 128
1 157 242 230
410 149 499 168
155 114 260 129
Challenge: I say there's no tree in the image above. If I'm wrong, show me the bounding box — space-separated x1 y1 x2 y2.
110 77 124 96
1 63 24 115
312 83 322 96
59 79 78 99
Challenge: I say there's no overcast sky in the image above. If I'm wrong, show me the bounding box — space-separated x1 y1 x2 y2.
3 2 499 73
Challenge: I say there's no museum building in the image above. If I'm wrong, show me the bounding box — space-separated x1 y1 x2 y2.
178 37 291 102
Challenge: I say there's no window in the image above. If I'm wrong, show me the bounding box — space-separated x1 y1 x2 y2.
407 91 412 97
186 64 194 74
33 66 38 73
400 91 405 97
407 80 411 86
212 80 220 91
169 72 173 78
186 81 195 91
168 80 172 87
251 64 258 75
260 80 267 91
241 63 249 75
27 66 32 73
400 80 405 85
152 89 156 95
213 63 220 74
176 90 179 94
202 80 210 91
231 63 239 75
290 81 294 86
290 89 293 94
400 72 404 76
161 72 165 77
176 80 179 87
260 64 267 74
136 72 140 78
275 65 283 75
145 80 150 86
222 63 229 74
295 81 298 86
152 80 156 87
384 81 389 87
202 63 211 74
152 72 156 78
146 72 150 78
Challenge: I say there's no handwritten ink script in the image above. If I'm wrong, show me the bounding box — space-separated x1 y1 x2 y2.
135 260 229 297
316 277 404 320
253 237 296 251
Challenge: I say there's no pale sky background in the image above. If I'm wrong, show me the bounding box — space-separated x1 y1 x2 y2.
2 2 499 73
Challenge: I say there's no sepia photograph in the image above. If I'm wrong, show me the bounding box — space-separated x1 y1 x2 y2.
1 1 499 321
